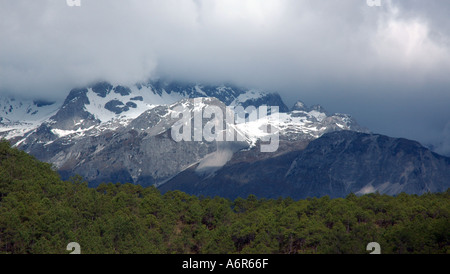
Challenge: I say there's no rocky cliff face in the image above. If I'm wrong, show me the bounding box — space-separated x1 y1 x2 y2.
3 80 446 199
1 80 364 189
160 131 450 199
286 131 450 198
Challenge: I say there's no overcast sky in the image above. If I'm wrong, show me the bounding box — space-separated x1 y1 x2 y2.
1 0 449 155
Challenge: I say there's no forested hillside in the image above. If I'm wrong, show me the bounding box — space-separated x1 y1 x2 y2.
0 140 449 254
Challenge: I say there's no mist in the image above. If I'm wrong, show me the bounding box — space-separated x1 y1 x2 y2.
1 0 449 155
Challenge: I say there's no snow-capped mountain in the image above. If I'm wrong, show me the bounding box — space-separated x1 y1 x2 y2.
0 97 61 140
236 102 367 146
1 80 367 188
2 80 287 145
7 80 365 150
6 80 446 200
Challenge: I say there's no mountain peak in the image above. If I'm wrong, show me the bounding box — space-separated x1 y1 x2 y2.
309 104 327 114
292 100 308 111
1 80 376 194
291 101 328 114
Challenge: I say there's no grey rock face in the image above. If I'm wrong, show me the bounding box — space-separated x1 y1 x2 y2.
161 131 450 199
49 87 99 130
19 97 248 188
33 100 56 108
147 80 290 111
113 85 132 96
104 100 137 114
91 82 113 98
238 93 289 112
130 96 144 101
291 100 309 112
13 81 368 192
5 79 446 200
285 131 450 197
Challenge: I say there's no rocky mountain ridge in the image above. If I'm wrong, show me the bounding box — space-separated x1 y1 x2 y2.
1 80 447 198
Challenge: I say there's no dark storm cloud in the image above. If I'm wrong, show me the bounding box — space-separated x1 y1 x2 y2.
0 0 449 154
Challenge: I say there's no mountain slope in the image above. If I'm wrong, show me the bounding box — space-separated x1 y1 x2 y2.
2 80 366 188
160 131 450 199
0 97 61 142
2 138 448 254
6 80 445 199
285 131 450 197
